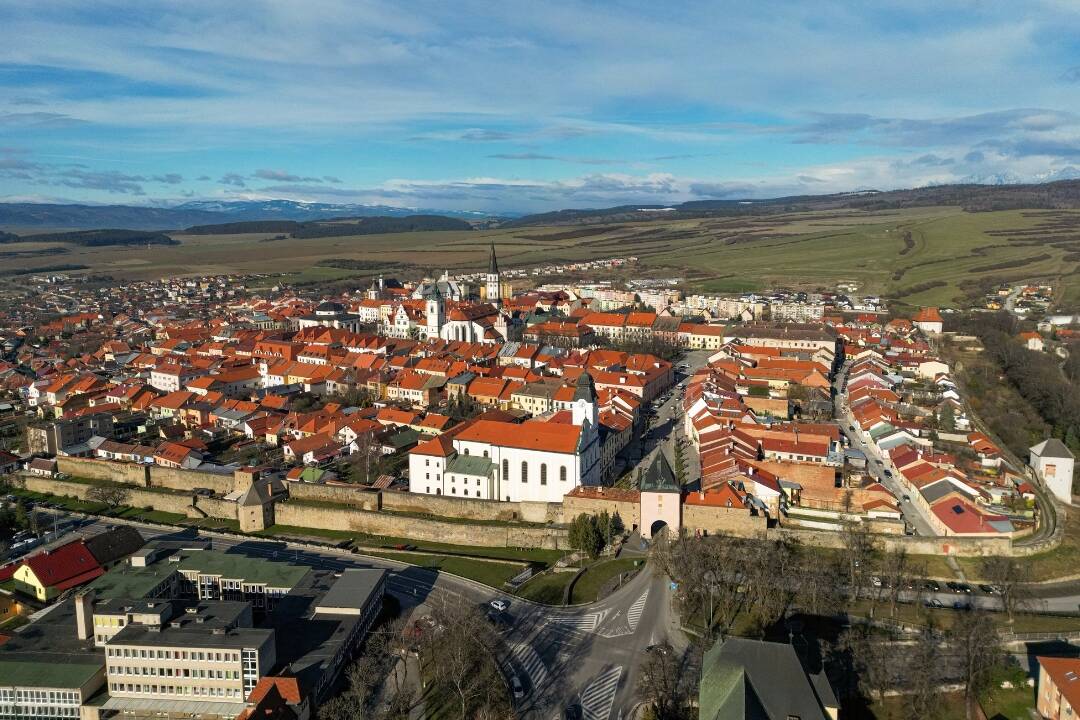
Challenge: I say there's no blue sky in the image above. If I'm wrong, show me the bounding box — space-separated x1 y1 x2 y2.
3 0 1080 213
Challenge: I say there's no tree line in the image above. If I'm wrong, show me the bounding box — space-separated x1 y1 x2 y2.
951 311 1080 463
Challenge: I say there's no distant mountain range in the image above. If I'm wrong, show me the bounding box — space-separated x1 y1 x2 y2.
0 199 505 230
8 177 1080 230
508 178 1080 226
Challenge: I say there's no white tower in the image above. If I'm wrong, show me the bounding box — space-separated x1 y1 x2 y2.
425 282 445 339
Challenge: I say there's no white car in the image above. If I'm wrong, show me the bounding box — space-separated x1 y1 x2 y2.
490 599 509 613
510 674 525 700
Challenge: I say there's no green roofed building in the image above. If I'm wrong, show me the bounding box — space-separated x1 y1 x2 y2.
0 656 105 719
176 550 310 609
699 637 839 720
88 560 178 601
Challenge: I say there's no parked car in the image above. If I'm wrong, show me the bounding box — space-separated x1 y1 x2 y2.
923 580 941 592
978 584 997 594
956 583 973 594
490 599 509 613
946 581 961 593
510 675 525 701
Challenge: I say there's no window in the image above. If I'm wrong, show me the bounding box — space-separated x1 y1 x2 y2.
560 466 567 482
483 450 488 458
521 461 528 482
502 459 508 480
540 463 547 485
464 447 469 455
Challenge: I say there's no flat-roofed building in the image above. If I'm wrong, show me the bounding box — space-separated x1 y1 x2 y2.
175 551 310 610
103 601 273 715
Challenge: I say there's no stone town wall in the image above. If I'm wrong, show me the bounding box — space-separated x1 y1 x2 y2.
767 527 1016 557
149 467 234 495
275 500 568 549
682 505 768 538
23 476 197 517
56 457 149 486
561 494 640 531
287 482 381 511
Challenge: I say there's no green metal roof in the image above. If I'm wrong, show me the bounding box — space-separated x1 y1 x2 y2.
176 551 309 589
446 454 493 477
0 658 102 689
89 562 177 600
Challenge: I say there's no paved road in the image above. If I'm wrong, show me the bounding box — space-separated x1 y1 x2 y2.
832 360 938 536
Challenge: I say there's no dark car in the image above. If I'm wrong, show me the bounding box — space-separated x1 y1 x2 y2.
978 584 996 594
923 580 941 592
956 583 973 594
564 705 583 720
946 581 961 593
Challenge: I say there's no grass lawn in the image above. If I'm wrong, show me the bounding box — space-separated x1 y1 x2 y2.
981 684 1035 720
366 551 523 589
515 571 575 605
957 510 1080 583
570 557 643 604
867 691 969 719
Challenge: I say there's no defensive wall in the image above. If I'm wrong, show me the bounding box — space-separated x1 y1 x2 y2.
36 457 1064 557
275 500 567 549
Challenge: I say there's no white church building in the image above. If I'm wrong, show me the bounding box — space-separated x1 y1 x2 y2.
408 372 602 502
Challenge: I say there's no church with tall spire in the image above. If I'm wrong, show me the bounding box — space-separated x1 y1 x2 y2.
485 241 501 307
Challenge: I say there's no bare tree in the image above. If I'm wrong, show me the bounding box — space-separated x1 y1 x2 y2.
652 534 743 639
638 646 688 720
978 556 1033 623
429 599 510 719
841 626 893 704
87 483 130 509
840 521 877 602
947 610 1006 720
903 627 944 720
881 546 910 618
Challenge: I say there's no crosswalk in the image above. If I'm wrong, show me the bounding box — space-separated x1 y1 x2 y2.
580 665 622 720
627 590 649 631
508 641 550 690
550 608 609 633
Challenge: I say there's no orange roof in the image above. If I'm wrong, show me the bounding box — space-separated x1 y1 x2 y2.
912 307 943 323
454 419 582 453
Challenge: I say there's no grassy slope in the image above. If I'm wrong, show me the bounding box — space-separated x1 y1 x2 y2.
6 206 1078 309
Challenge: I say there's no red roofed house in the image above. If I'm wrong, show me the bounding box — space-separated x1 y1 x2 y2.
1 540 103 601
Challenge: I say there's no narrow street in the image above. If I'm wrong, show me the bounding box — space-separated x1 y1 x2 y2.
832 360 938 537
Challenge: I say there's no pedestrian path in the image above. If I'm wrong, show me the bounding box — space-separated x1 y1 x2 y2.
627 589 649 631
580 665 622 720
508 641 550 691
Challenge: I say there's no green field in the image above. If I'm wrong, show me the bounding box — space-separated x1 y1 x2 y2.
4 205 1079 308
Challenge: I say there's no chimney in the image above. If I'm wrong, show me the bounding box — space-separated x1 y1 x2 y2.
74 590 95 641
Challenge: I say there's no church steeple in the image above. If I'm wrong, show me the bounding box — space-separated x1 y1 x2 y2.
485 242 501 307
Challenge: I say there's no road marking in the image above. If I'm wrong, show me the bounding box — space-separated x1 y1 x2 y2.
550 608 609 633
580 665 622 720
509 641 550 690
627 590 649 631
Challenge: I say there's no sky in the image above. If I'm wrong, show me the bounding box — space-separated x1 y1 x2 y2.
4 1 1080 213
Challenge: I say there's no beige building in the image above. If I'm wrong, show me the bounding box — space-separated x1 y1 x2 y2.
1037 656 1080 720
102 601 274 714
